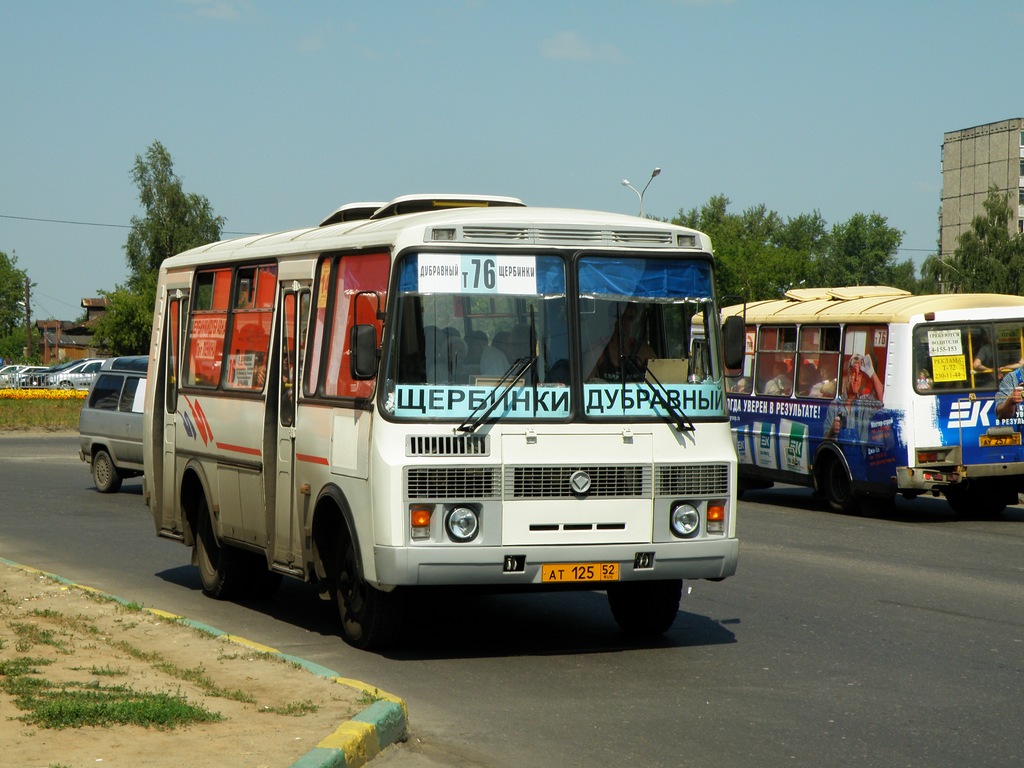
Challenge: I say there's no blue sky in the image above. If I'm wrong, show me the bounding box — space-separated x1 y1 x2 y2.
1 0 1020 321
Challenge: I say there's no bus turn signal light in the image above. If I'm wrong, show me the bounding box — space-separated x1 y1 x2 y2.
707 503 725 534
411 506 432 539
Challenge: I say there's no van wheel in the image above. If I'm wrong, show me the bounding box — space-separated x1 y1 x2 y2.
607 579 682 636
92 450 122 493
195 497 245 600
332 531 404 650
818 455 859 514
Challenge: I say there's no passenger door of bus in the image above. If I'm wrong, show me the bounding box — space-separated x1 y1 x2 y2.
160 291 186 534
272 285 309 569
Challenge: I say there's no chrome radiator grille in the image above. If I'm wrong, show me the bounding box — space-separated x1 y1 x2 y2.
655 464 729 496
504 465 651 499
405 467 501 500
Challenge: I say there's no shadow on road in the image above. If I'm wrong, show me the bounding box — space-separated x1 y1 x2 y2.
154 564 737 660
743 484 1024 523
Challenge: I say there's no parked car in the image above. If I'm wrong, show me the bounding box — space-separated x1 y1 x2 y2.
14 366 48 388
47 357 104 390
78 356 148 493
0 364 28 387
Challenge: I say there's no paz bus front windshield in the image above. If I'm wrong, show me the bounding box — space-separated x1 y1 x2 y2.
380 252 725 423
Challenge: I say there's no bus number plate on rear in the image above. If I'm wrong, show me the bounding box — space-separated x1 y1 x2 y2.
979 433 1022 447
541 562 620 583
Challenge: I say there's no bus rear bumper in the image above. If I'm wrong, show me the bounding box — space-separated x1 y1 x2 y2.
897 463 1024 492
372 539 739 587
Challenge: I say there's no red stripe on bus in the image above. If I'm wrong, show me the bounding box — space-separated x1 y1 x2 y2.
296 453 330 465
215 442 263 457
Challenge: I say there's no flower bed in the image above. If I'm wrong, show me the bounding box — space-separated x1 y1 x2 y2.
0 391 85 431
0 388 87 400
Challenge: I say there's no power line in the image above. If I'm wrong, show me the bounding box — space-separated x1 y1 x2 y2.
1 213 128 229
0 212 255 236
3 211 942 254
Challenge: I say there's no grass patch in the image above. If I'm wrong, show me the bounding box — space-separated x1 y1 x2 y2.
0 398 82 431
10 680 223 730
356 687 385 706
109 639 255 703
261 699 319 716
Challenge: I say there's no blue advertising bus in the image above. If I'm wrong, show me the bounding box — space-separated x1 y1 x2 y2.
722 286 1024 515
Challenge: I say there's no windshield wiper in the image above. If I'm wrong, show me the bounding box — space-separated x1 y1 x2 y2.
631 356 695 433
457 355 537 434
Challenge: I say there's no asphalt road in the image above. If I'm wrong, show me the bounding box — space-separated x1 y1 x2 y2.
2 434 1022 767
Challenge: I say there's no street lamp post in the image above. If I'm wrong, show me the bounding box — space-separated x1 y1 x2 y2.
621 167 661 217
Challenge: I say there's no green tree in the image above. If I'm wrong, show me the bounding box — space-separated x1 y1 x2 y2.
938 186 1024 294
94 141 225 354
0 250 30 338
811 212 907 289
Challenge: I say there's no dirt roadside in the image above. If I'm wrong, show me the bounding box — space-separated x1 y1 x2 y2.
0 562 367 768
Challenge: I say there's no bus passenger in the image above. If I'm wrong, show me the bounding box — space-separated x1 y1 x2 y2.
972 329 993 372
796 361 820 396
590 304 654 381
995 364 1024 420
480 330 512 375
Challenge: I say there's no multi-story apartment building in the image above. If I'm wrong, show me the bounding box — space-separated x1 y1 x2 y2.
941 118 1024 258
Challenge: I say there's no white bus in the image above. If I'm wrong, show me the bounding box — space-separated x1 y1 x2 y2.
143 194 744 648
723 286 1024 516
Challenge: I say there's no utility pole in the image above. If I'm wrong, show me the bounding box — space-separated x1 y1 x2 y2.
24 275 31 359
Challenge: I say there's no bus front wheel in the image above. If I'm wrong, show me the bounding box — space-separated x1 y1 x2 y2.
607 579 682 636
331 532 404 650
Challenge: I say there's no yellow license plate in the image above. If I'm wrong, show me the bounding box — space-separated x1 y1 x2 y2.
980 433 1022 447
541 562 620 583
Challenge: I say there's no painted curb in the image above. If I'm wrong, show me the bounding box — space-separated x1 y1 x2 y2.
0 557 408 768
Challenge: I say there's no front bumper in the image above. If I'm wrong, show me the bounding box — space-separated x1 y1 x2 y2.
372 538 739 587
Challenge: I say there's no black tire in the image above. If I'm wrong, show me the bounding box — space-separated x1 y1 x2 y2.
92 449 122 493
818 454 859 514
607 579 683 636
195 496 246 600
60 380 73 389
332 531 404 650
945 482 1007 518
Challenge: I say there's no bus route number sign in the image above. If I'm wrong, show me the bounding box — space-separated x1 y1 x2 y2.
418 254 538 295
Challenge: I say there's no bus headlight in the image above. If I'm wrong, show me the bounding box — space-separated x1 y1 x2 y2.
670 503 700 538
446 506 479 542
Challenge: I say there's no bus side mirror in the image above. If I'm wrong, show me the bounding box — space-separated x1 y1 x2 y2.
350 324 378 380
722 315 745 370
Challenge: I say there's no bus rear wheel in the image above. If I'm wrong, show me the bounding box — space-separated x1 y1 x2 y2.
195 497 247 600
817 455 859 515
331 532 404 650
607 579 682 636
945 481 1007 518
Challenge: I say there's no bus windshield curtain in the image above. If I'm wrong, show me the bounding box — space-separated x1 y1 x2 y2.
578 257 713 300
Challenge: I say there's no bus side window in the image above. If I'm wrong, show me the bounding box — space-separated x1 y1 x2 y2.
318 252 390 399
184 268 230 388
225 264 277 392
